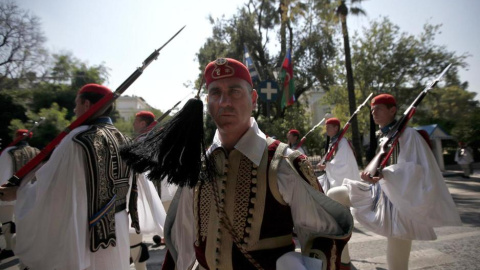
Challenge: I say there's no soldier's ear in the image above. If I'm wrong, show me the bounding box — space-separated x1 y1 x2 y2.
84 99 92 110
251 89 258 106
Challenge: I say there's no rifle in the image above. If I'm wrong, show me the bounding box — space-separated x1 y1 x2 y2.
319 93 373 165
364 64 452 177
140 100 181 137
0 117 45 155
295 113 331 150
4 26 186 187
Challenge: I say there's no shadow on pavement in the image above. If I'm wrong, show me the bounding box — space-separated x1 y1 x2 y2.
444 174 480 226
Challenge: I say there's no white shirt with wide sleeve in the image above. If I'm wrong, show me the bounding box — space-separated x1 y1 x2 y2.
344 127 462 240
318 138 360 193
127 134 168 236
166 118 349 269
0 146 16 206
129 171 166 236
14 126 130 270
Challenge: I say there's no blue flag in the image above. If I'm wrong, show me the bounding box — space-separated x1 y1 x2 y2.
243 44 261 82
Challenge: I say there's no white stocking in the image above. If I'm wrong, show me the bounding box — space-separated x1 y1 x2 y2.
130 233 147 270
0 205 15 250
387 237 412 270
327 186 352 264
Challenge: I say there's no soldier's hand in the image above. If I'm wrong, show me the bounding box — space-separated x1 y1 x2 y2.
360 171 382 184
316 163 326 171
0 185 18 201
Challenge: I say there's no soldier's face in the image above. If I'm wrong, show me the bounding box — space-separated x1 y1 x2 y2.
74 95 90 118
371 104 396 128
287 132 297 144
207 78 257 137
326 124 339 137
133 117 147 134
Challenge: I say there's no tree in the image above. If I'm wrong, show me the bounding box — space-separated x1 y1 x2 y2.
451 106 480 159
0 92 27 148
352 19 469 106
344 18 474 163
9 103 70 149
2 51 111 147
333 0 366 166
30 53 110 119
256 100 326 155
196 3 478 167
196 0 337 141
0 1 48 89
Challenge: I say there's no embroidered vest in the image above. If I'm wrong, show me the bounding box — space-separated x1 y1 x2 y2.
193 138 320 270
375 120 400 166
73 123 138 252
372 125 401 214
8 143 40 172
376 132 400 166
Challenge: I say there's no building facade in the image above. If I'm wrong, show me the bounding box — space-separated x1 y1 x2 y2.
115 95 154 121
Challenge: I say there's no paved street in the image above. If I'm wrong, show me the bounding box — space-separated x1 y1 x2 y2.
1 169 479 269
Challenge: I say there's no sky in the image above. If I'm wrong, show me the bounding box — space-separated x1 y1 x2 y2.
17 0 480 112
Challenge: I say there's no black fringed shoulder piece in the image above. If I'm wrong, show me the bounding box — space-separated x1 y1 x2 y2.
120 98 214 188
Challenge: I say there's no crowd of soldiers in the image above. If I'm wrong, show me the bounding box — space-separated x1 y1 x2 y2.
0 58 463 270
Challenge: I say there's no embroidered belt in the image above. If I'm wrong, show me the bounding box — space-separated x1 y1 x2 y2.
89 195 126 228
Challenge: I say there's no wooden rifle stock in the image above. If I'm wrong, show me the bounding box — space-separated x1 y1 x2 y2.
364 64 451 177
4 26 186 187
320 93 372 165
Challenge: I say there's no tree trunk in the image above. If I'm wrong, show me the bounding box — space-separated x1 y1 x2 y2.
278 1 287 67
367 112 377 163
341 17 364 167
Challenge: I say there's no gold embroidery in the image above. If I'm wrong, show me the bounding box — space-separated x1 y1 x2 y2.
197 143 297 269
233 155 253 238
268 139 288 206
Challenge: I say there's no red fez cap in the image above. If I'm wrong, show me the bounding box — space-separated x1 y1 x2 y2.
326 117 341 126
16 129 32 139
288 129 300 136
204 58 253 88
135 111 155 120
78 83 112 96
371 94 396 107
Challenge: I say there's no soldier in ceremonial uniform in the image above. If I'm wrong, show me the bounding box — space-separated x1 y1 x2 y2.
161 58 353 270
129 110 167 270
316 117 360 194
0 84 139 270
286 129 307 155
327 94 462 270
454 141 474 178
0 129 40 261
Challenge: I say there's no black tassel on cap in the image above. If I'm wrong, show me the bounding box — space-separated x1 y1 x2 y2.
120 96 214 188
